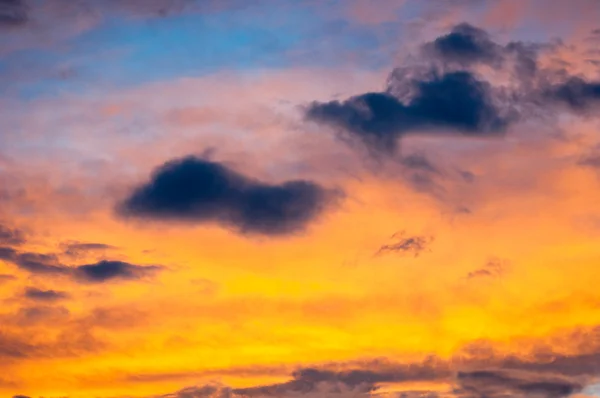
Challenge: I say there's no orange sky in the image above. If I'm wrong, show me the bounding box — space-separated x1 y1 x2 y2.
1 1 600 398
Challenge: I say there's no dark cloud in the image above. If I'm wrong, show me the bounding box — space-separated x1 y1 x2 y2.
423 23 503 67
376 232 434 257
454 369 581 398
23 287 70 302
421 23 541 80
139 341 600 398
0 246 17 261
117 156 337 236
0 0 28 27
306 71 509 154
304 23 600 157
542 77 600 111
0 245 161 283
73 260 161 283
232 359 450 397
12 395 31 398
0 224 25 246
0 247 66 275
11 252 67 275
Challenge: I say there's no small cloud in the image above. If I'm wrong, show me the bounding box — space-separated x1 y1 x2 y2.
23 287 70 302
1 246 162 284
11 252 68 275
455 369 581 398
73 260 162 283
467 258 506 279
60 241 118 258
422 23 503 67
376 232 434 257
542 77 600 112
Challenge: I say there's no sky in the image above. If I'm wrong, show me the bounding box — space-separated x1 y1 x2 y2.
1 0 600 397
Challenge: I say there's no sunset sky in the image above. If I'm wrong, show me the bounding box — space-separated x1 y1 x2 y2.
1 1 600 397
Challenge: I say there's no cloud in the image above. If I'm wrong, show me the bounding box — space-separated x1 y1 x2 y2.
422 23 503 67
9 252 67 275
421 23 541 79
13 305 70 326
0 246 161 283
466 258 506 280
154 351 598 398
542 77 600 112
73 260 161 283
305 70 509 154
303 23 600 156
60 241 118 258
0 0 28 28
117 156 338 236
23 287 70 302
0 331 35 359
376 232 434 257
454 369 581 398
0 224 25 246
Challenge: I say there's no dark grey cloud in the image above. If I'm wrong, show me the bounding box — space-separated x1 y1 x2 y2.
23 287 70 302
10 252 67 275
0 245 161 283
0 0 28 27
149 326 600 398
304 23 600 157
306 71 509 154
423 23 503 67
0 224 25 246
454 369 581 398
73 260 161 283
376 232 434 257
117 156 338 236
542 77 600 111
0 246 17 261
229 359 451 397
421 23 541 80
